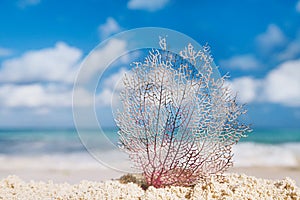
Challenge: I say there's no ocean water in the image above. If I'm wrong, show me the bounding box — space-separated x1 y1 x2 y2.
0 128 299 171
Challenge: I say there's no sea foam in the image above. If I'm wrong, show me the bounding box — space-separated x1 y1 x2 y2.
0 142 299 171
233 142 300 167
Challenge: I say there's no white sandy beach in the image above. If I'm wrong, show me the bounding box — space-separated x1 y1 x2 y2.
0 173 299 199
1 151 299 184
0 166 300 185
0 164 299 199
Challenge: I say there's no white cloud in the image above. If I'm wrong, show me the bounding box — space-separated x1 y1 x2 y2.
83 58 300 109
91 56 300 108
104 68 128 90
96 88 114 106
0 42 82 83
78 39 127 83
75 67 129 111
72 87 94 107
0 47 13 57
256 24 287 52
221 54 261 70
0 83 97 109
94 68 129 108
18 0 40 8
296 0 300 12
229 59 300 107
0 84 71 108
0 39 133 127
228 77 261 103
127 0 169 11
98 17 121 40
263 59 300 107
0 39 129 112
278 38 300 61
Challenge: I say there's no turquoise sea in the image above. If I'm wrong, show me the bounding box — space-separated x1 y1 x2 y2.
0 128 299 170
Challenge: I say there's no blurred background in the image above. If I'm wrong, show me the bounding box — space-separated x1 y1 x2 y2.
0 0 299 128
0 0 299 183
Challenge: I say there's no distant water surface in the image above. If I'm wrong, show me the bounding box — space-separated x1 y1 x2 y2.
0 128 299 168
0 128 299 155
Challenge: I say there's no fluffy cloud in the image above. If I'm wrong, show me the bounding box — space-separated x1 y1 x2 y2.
127 0 169 11
0 42 86 110
0 83 99 109
104 68 128 90
96 88 114 107
94 68 128 108
221 54 261 70
0 39 129 112
0 84 71 108
228 77 261 103
229 59 300 107
98 17 121 40
0 47 13 57
78 39 127 83
74 68 127 109
256 24 287 53
263 59 300 107
0 42 82 83
278 37 300 61
0 39 132 127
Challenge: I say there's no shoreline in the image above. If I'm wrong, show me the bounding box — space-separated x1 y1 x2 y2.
229 166 300 185
1 166 299 186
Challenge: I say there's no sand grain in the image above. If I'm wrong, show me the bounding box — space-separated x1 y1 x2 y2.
0 174 299 200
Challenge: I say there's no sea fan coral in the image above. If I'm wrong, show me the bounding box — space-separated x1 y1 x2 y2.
115 38 251 188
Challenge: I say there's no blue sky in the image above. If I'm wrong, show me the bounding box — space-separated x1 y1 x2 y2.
0 0 299 128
